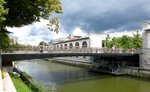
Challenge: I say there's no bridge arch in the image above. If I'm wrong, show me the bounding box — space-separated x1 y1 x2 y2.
82 41 87 48
75 42 80 49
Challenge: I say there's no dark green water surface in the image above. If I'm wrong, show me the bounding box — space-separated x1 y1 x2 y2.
15 59 150 92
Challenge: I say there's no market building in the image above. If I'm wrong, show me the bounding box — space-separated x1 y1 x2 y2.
50 34 106 62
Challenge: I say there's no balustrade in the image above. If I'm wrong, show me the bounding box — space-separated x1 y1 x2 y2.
2 47 139 54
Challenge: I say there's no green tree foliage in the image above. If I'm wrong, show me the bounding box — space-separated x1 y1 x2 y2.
47 17 59 33
39 41 48 46
0 27 10 50
0 0 8 50
132 31 142 48
103 34 111 48
3 0 62 27
3 41 33 52
0 0 62 50
0 0 8 24
103 31 142 49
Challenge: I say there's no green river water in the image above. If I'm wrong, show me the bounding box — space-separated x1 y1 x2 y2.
15 59 150 92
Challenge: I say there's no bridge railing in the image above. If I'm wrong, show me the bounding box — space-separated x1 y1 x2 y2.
48 48 140 54
1 47 140 54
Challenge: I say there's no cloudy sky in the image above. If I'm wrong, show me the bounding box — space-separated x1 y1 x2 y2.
7 0 150 45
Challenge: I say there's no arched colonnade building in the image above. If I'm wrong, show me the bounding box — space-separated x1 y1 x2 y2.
51 34 105 63
53 37 90 50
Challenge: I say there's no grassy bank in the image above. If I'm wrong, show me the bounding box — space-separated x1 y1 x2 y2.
2 71 4 79
20 72 52 92
20 72 44 92
9 73 33 92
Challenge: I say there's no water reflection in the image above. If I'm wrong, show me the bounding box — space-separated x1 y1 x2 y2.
15 59 99 86
15 59 150 92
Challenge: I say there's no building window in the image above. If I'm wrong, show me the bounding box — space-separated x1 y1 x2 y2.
54 45 56 50
57 45 59 49
64 44 68 49
69 43 73 49
75 42 79 49
60 44 63 49
82 41 87 48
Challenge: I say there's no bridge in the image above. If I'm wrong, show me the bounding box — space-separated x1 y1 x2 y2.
0 48 140 75
1 47 139 61
1 52 138 62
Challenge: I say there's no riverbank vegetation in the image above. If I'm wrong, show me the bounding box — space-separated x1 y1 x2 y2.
2 71 4 79
10 72 51 92
1 42 33 52
103 31 142 49
20 72 43 92
9 73 33 92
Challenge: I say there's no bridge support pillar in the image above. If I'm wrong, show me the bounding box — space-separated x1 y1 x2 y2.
140 22 150 69
2 61 13 67
2 61 14 73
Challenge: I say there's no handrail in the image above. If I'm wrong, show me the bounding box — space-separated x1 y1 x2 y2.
2 47 141 54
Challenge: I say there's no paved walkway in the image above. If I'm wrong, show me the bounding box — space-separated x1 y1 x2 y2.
0 69 3 92
2 68 16 92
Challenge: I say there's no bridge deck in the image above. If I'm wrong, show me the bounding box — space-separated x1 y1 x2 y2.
1 53 139 62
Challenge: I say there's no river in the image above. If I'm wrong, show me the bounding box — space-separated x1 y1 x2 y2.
15 59 150 92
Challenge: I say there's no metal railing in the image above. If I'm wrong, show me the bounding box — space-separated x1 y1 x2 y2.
48 48 140 54
2 47 140 54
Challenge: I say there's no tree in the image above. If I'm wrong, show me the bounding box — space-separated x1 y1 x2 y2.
3 0 62 27
103 34 111 48
0 0 8 50
0 0 62 50
0 28 10 50
102 31 142 49
119 35 131 48
0 0 7 24
132 31 142 48
39 41 47 46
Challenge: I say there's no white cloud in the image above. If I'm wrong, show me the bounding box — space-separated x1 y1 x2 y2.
6 19 143 46
108 30 142 38
72 27 87 37
7 19 68 46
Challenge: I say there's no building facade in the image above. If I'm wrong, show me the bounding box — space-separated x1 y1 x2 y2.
50 34 105 62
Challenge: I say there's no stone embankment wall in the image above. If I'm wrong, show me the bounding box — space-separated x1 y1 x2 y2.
122 67 150 78
46 58 92 69
53 56 92 63
140 49 150 69
141 23 150 69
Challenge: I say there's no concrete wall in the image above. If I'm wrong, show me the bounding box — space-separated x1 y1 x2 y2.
140 49 150 69
53 56 92 63
89 34 105 48
141 22 150 69
122 67 139 75
142 31 150 48
122 67 150 78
